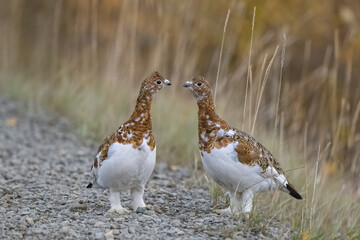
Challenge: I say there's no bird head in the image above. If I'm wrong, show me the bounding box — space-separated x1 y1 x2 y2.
141 71 171 95
183 76 213 102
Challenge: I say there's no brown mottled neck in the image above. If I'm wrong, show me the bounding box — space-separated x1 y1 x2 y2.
196 97 231 153
197 97 228 135
198 97 215 119
134 88 153 113
129 88 153 130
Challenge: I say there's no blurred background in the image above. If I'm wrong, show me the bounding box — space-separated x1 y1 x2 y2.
0 0 359 237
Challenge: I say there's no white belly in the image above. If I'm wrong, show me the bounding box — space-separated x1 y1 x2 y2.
201 144 276 193
94 139 156 190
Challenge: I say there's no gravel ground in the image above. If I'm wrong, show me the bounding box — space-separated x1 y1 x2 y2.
0 96 292 239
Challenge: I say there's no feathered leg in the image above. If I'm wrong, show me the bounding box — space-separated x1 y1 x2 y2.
241 190 254 213
107 189 130 214
131 186 146 211
230 192 243 216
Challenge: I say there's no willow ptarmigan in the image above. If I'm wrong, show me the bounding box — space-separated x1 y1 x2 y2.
86 71 171 214
183 76 303 215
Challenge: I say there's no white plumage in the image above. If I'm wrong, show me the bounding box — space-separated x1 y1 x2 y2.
90 141 156 213
91 141 156 190
201 143 288 213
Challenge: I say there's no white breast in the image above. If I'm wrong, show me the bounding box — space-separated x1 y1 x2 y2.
200 142 283 194
93 139 156 190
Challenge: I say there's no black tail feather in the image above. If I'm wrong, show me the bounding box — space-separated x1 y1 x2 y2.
286 183 303 200
86 183 93 188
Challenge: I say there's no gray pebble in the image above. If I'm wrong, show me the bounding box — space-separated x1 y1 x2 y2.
25 216 34 226
19 224 27 231
135 207 146 214
128 227 135 234
95 232 103 239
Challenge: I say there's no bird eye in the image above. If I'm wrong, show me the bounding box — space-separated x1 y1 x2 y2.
196 82 202 86
156 80 162 85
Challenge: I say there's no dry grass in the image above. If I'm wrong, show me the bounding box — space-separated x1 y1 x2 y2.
1 0 360 238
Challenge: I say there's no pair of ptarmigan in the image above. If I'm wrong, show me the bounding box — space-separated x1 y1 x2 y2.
86 71 303 215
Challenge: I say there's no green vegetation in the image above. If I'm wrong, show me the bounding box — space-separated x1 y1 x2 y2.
1 1 359 238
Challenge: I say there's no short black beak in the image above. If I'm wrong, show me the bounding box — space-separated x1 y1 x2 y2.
164 79 172 86
183 81 191 88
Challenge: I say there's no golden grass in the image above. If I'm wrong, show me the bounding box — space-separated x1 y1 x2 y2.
1 0 360 238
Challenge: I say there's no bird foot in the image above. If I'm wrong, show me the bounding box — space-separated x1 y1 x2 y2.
107 206 130 214
213 206 231 215
231 210 249 219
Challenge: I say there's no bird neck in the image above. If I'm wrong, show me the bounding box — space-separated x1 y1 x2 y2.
129 89 153 130
134 88 152 112
197 98 228 135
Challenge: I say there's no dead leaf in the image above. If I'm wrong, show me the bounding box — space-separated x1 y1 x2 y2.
170 165 180 171
323 161 337 177
5 117 17 127
300 230 310 240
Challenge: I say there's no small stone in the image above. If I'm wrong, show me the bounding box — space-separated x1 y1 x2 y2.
25 216 34 226
58 149 67 157
68 228 77 237
194 223 202 229
61 221 69 227
76 150 85 156
95 232 103 239
60 226 77 236
104 230 114 239
135 207 146 214
179 214 188 222
157 199 165 204
19 224 27 231
128 227 135 234
159 222 168 229
171 220 181 227
94 221 103 227
19 211 30 216
166 228 177 235
70 202 87 212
